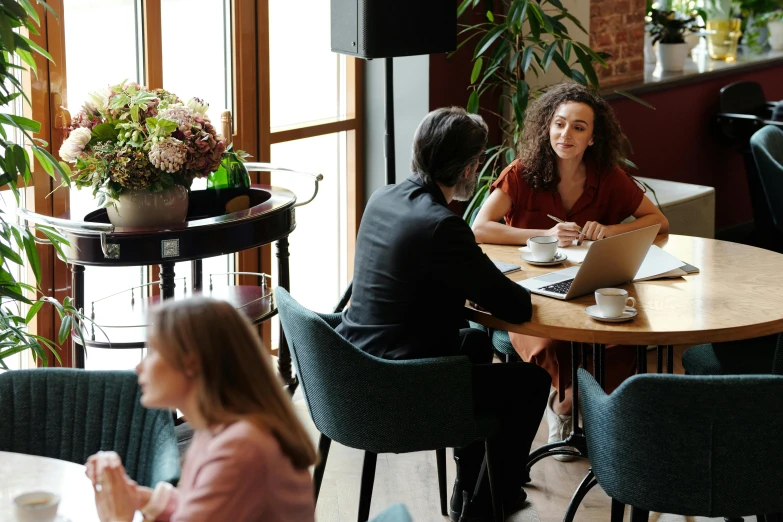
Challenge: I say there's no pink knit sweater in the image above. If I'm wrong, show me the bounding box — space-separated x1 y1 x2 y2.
158 420 314 522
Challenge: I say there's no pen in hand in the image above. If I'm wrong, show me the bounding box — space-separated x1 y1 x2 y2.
546 214 584 245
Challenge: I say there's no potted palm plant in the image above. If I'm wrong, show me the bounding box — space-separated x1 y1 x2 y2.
650 8 702 71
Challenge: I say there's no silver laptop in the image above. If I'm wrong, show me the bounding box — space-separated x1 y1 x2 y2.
518 224 660 300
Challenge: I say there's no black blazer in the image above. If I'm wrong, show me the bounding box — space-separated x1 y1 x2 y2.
337 175 532 360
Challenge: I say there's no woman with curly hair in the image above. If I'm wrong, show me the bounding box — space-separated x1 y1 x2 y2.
472 82 668 459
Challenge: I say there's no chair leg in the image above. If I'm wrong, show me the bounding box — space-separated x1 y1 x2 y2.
610 498 625 522
630 506 649 522
436 448 448 516
357 451 377 522
313 433 332 503
485 437 504 522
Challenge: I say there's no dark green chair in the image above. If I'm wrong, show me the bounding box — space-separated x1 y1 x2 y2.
0 369 180 488
578 368 783 521
369 503 412 522
468 322 518 362
276 288 504 522
683 334 780 376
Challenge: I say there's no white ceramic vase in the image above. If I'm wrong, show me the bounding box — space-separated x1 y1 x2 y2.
106 185 189 228
644 33 657 64
769 21 783 51
656 42 690 72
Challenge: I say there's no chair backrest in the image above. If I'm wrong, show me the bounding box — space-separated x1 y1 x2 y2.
0 369 180 487
751 125 783 232
276 288 479 454
720 81 768 116
578 369 783 517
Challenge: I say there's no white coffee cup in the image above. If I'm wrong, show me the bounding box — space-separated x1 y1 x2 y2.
526 236 558 262
595 288 636 318
13 491 59 522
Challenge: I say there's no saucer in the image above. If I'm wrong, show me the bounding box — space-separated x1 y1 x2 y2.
519 251 567 266
585 305 637 323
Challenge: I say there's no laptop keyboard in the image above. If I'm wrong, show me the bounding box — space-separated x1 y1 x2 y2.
541 278 574 295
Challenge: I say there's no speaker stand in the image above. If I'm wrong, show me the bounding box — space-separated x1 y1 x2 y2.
384 57 395 186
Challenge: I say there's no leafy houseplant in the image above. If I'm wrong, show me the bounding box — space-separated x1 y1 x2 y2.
0 0 87 368
760 9 783 49
59 82 226 223
457 0 655 223
649 9 702 71
741 0 783 51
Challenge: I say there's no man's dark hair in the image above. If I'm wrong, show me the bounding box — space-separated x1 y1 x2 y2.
411 107 488 187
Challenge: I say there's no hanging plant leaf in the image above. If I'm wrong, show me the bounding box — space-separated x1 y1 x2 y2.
471 57 484 84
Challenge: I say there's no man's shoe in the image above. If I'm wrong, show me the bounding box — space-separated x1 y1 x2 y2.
546 388 577 462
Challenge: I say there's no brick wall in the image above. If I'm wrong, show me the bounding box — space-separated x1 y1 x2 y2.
590 0 646 86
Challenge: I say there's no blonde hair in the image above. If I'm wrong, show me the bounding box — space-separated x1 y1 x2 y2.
148 297 317 470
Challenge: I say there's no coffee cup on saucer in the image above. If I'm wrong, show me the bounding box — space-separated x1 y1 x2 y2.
595 288 636 318
526 236 558 262
13 491 60 522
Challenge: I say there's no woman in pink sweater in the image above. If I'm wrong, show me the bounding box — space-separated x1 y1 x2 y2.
85 297 317 522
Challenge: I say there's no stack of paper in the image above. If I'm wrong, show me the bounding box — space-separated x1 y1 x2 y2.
560 241 694 281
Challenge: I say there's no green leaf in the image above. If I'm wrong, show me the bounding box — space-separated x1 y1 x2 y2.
563 41 572 62
570 68 587 85
486 10 494 22
474 24 506 58
470 57 483 84
562 11 588 34
22 228 40 283
467 91 479 114
14 47 37 75
551 52 572 77
573 46 599 87
33 145 69 180
18 0 40 25
520 45 534 73
25 299 44 323
614 90 656 110
0 113 40 133
0 240 23 264
0 8 15 51
91 122 118 141
575 42 608 68
457 0 473 18
0 285 31 304
58 315 72 345
15 33 52 62
38 226 69 262
527 9 541 40
546 0 564 8
541 43 557 71
31 145 53 175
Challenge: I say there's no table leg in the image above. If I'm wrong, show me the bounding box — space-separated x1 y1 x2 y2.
637 345 647 374
159 262 176 299
276 237 296 390
71 263 85 369
657 345 664 373
191 260 202 291
666 345 674 374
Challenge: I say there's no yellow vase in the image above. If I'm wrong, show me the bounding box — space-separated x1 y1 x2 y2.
707 19 742 61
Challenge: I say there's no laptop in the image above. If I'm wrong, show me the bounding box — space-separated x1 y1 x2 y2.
518 224 661 300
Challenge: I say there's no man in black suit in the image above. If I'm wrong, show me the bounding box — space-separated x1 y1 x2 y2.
338 107 551 521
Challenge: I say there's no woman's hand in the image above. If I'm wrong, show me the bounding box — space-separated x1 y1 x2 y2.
579 221 613 242
87 451 138 522
545 222 581 247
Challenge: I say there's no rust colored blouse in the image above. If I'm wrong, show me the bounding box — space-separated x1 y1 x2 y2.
490 159 645 230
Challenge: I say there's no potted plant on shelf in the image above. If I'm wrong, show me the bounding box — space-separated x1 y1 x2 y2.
59 82 226 228
0 0 88 368
650 8 702 71
759 8 783 50
739 0 783 52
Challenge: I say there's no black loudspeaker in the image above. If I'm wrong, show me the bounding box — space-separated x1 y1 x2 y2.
331 0 456 59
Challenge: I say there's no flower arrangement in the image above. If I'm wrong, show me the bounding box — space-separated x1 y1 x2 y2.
648 8 703 44
59 81 226 206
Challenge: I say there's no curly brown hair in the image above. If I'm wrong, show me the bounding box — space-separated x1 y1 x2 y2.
518 82 625 192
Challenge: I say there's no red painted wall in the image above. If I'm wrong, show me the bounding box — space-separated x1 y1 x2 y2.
607 65 783 230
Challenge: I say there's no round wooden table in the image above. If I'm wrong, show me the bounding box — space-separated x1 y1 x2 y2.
0 450 141 522
467 234 783 522
468 234 783 345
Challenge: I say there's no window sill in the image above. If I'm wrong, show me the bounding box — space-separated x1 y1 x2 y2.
602 48 783 99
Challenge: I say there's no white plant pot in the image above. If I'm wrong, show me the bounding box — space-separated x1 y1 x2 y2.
769 21 783 51
644 33 657 64
106 185 189 228
684 32 701 52
656 42 690 72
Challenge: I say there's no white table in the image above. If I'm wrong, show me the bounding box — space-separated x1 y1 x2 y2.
0 451 142 522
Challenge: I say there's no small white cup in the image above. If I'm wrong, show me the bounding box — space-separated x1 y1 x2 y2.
595 288 636 318
526 236 558 262
13 491 59 522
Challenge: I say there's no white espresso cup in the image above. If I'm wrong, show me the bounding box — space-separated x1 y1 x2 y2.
526 236 558 262
594 288 636 318
13 491 59 522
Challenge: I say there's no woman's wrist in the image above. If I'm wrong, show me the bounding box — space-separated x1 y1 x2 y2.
135 485 153 510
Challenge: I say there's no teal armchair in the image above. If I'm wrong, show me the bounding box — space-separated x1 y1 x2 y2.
276 288 504 522
0 369 180 488
578 368 783 520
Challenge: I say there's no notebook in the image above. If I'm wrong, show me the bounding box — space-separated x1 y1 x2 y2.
493 260 522 274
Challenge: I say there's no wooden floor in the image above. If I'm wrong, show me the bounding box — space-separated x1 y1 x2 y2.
293 346 759 522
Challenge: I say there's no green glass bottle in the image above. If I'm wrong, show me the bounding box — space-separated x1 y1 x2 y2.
207 111 251 215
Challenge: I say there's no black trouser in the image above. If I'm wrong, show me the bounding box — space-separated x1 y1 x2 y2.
453 328 552 501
